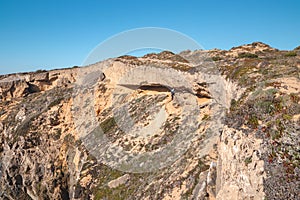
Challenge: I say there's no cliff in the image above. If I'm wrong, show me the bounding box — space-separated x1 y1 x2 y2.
0 42 299 200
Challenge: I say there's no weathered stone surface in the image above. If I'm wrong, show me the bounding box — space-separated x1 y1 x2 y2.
108 174 130 189
216 126 265 200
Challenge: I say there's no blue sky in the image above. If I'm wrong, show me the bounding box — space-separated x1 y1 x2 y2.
0 0 300 74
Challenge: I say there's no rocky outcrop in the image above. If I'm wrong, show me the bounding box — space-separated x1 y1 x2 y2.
217 126 265 200
0 68 77 101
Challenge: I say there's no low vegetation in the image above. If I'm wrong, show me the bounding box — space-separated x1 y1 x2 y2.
285 51 297 57
238 52 258 58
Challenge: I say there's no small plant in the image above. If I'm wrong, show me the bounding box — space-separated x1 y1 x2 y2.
244 156 252 165
282 114 292 121
285 51 297 57
202 114 211 121
35 69 47 73
271 130 282 140
238 52 258 58
248 115 259 128
230 99 238 111
211 56 222 61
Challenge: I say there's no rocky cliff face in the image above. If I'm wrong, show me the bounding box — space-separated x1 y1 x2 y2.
0 42 299 200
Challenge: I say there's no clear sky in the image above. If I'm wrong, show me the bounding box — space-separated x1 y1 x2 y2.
0 0 300 75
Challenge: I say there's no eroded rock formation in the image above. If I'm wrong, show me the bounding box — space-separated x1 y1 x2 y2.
0 42 299 200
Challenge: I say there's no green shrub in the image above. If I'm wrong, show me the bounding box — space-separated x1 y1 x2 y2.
35 69 47 73
244 156 252 165
202 114 211 120
211 56 222 61
285 51 297 57
248 115 259 128
238 52 258 58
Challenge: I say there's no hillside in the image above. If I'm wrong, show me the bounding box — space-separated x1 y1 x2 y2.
0 42 299 200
